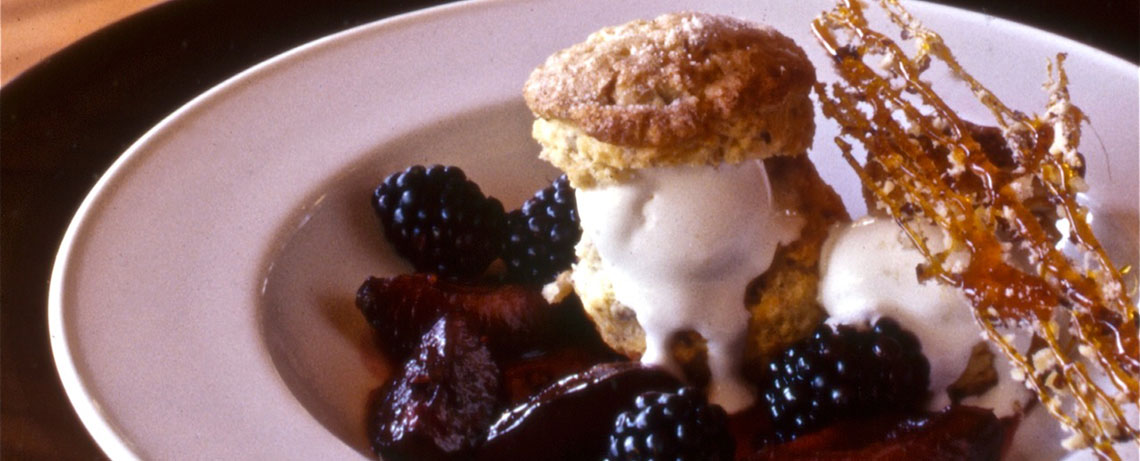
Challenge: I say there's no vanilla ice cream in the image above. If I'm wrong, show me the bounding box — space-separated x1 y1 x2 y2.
818 216 1033 416
575 159 802 411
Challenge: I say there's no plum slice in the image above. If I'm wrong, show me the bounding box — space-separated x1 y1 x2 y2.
476 362 682 461
357 273 614 362
499 347 624 404
369 314 501 461
356 274 550 360
746 405 1010 461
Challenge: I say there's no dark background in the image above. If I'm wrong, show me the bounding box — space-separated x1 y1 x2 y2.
2 0 1136 458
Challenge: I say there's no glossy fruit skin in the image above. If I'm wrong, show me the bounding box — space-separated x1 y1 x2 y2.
745 406 1010 461
356 274 547 360
503 174 581 284
759 318 931 444
476 362 682 461
604 387 735 461
372 164 506 278
499 345 624 405
369 314 501 461
355 274 612 363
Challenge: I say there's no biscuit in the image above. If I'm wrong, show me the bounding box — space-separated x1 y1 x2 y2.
528 13 847 385
524 12 816 187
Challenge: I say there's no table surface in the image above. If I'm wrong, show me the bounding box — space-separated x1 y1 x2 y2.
1 0 1136 458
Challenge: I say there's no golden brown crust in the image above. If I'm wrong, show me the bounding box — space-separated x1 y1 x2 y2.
524 12 815 160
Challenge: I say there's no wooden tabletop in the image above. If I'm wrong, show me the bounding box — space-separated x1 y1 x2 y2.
1 1 1135 459
1 0 166 85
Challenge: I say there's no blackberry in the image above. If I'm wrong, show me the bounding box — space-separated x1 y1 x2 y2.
759 317 930 445
604 387 734 461
373 165 506 278
503 175 581 284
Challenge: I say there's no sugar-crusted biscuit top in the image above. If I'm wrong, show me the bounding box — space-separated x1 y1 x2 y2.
523 12 816 150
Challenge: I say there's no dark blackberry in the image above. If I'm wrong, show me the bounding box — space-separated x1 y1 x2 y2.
372 165 506 278
503 175 581 284
603 387 734 461
759 317 930 445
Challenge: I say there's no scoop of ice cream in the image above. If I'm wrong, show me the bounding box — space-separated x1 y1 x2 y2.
817 216 1034 416
561 154 846 362
576 159 802 411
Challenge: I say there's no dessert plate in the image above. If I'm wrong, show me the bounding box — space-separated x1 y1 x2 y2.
49 0 1138 459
